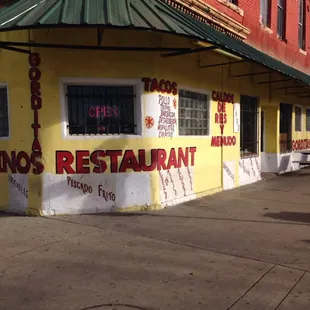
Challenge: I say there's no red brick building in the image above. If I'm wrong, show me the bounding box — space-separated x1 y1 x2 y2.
198 0 310 73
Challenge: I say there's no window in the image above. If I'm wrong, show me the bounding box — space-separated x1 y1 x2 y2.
298 0 306 50
178 90 209 136
228 0 238 4
0 87 9 138
260 0 271 27
306 108 310 131
295 105 302 131
66 85 136 135
277 0 286 39
240 95 259 156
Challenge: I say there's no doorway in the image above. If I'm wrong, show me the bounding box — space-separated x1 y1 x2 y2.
261 110 265 153
279 103 292 153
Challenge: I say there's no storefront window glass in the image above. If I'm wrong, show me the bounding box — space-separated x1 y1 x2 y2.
306 108 310 131
66 85 135 135
178 90 209 136
240 95 258 156
0 87 9 137
295 106 302 132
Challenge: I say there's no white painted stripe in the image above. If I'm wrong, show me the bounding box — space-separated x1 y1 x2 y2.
1 0 46 27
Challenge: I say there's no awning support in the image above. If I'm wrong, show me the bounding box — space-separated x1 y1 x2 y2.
162 46 217 57
286 90 310 95
0 41 192 53
257 78 292 84
0 45 30 54
97 28 104 46
198 60 245 68
230 71 272 78
273 85 307 90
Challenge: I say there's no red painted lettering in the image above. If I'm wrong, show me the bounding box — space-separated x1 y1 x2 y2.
2 151 16 173
178 147 189 167
150 78 159 93
90 151 107 173
29 67 41 81
106 150 122 173
31 123 41 138
56 151 75 174
138 149 157 172
165 81 172 94
220 124 225 135
157 149 167 170
76 151 90 174
119 150 141 173
172 82 178 96
31 81 41 96
167 148 178 169
89 107 95 117
31 95 42 110
31 138 42 153
16 151 31 174
189 147 197 166
29 53 41 67
141 77 152 92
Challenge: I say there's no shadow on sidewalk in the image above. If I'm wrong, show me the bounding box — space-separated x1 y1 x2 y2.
264 212 310 224
0 211 22 217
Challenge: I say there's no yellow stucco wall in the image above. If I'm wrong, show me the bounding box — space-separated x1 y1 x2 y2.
0 28 310 215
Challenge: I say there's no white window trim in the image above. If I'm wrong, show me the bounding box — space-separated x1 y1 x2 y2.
305 107 310 132
0 83 10 140
260 110 266 153
177 86 211 138
59 78 143 140
294 104 303 132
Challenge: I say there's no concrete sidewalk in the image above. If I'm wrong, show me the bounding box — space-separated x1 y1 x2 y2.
1 169 310 309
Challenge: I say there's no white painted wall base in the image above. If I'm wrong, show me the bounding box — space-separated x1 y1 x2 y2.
239 157 261 186
42 172 152 216
8 174 28 214
261 152 307 174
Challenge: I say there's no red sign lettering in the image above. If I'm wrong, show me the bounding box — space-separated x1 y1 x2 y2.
88 106 119 118
29 53 44 175
212 90 234 103
55 147 197 174
142 77 178 96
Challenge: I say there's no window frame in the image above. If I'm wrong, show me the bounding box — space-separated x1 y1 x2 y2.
277 0 286 40
0 83 10 140
294 104 303 132
240 95 259 158
305 107 310 132
178 86 211 138
260 0 271 27
228 0 238 5
60 78 143 140
298 0 306 50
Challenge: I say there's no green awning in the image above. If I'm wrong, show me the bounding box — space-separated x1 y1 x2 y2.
0 0 309 85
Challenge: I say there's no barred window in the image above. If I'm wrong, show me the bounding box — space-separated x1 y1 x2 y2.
66 85 136 135
240 95 259 156
306 108 310 131
178 90 209 136
0 87 9 138
295 106 302 132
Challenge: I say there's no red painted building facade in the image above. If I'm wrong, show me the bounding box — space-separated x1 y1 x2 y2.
202 0 310 73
